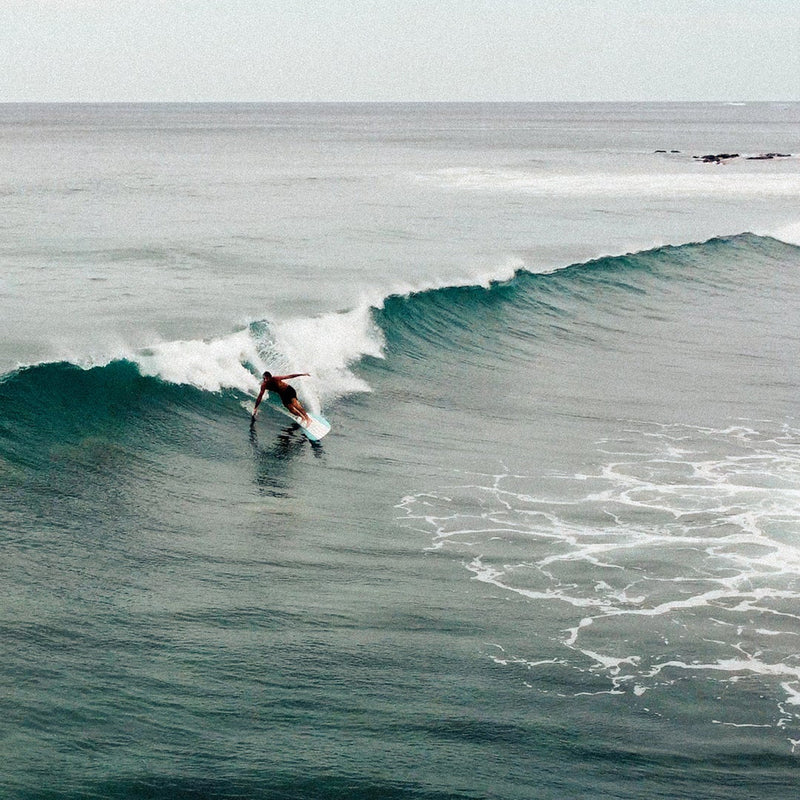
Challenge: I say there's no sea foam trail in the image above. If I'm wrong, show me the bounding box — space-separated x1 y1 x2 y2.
397 421 800 747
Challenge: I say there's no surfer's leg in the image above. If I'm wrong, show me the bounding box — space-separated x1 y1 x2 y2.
287 398 311 424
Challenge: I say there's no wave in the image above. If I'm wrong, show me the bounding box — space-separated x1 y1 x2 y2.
375 231 799 361
2 232 797 450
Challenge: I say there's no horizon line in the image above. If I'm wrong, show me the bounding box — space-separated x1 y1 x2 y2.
1 98 798 106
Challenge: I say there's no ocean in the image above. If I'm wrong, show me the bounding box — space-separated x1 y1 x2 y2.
2 102 800 799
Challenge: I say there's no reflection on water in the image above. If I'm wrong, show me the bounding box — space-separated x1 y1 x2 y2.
248 420 324 496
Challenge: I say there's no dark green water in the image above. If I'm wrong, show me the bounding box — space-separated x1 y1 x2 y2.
4 236 800 798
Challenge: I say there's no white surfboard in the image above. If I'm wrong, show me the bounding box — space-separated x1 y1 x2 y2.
244 395 331 441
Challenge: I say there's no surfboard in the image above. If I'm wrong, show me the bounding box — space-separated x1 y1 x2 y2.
245 395 331 441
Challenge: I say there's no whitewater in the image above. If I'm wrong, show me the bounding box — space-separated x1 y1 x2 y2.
2 102 800 800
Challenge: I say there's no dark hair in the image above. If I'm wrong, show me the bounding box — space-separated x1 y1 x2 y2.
262 371 272 379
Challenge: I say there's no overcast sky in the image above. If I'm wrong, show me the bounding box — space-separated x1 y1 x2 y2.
2 0 798 102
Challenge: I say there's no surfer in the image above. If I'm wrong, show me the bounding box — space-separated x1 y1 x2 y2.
252 371 312 425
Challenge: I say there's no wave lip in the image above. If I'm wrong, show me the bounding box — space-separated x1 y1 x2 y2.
2 254 528 407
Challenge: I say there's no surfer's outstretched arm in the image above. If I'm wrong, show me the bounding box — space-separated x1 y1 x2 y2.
272 372 310 381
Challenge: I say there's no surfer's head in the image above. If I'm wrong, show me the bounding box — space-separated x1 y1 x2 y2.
262 371 272 380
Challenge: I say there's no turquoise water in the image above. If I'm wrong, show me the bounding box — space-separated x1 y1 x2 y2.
2 104 800 799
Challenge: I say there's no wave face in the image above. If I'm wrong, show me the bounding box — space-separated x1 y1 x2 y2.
373 233 800 413
378 231 796 341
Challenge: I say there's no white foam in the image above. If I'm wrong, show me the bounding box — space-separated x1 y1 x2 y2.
125 302 387 411
109 255 525 405
6 253 542 390
270 305 384 406
647 657 800 682
134 328 262 394
398 421 800 745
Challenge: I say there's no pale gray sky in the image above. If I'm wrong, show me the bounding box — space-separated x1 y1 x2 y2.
2 0 798 102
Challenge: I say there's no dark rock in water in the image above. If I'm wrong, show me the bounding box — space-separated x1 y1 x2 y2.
670 150 680 153
746 152 792 160
694 151 791 163
655 149 667 153
696 153 739 163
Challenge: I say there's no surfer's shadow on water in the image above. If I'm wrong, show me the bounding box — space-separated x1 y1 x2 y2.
248 422 324 492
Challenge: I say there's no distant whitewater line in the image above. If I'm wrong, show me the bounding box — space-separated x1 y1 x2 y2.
418 167 800 198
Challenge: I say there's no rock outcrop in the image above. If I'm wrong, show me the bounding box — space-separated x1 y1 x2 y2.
745 152 792 160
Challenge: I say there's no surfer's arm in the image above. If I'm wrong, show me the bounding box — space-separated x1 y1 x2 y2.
252 386 266 417
273 372 309 380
